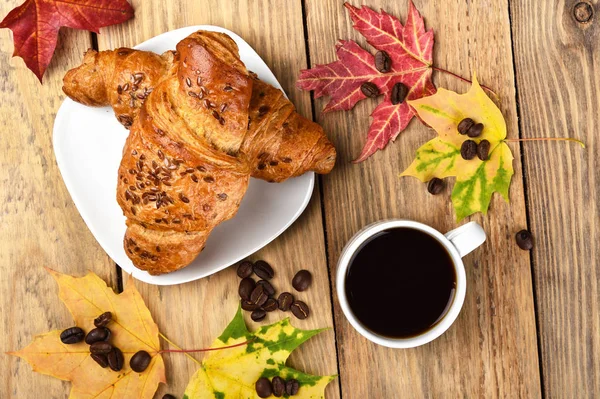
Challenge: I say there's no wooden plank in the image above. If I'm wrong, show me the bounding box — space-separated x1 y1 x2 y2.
96 1 340 397
304 0 542 397
0 25 118 399
510 1 600 396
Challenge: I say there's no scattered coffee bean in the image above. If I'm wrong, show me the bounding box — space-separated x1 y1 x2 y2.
250 285 269 307
290 301 310 320
457 118 475 135
477 139 491 161
162 395 176 399
427 178 445 195
360 82 380 98
263 298 278 312
255 377 273 398
467 122 484 138
85 327 111 345
254 260 274 280
391 82 409 105
107 347 124 371
90 341 112 355
460 140 477 160
238 277 256 301
375 50 392 73
515 230 534 250
60 327 85 344
292 270 312 292
277 292 294 311
94 312 112 327
241 300 260 311
251 309 267 322
257 280 275 296
90 353 109 368
237 260 254 278
130 350 152 372
272 376 285 397
286 379 300 395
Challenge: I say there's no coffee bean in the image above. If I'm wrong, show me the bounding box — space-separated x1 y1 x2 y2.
130 350 151 372
162 395 176 399
257 280 275 296
477 139 491 161
391 82 409 105
254 260 274 280
290 301 310 320
467 123 484 138
360 82 379 98
237 260 254 278
241 300 260 311
107 347 124 371
292 270 312 292
457 118 475 135
85 327 111 344
90 353 109 368
263 298 278 312
94 312 112 327
460 140 477 160
286 379 300 395
427 178 445 195
251 309 267 322
272 376 285 397
255 377 273 398
375 50 391 73
90 341 112 355
60 327 85 344
515 230 534 250
238 277 255 301
277 292 294 311
250 285 268 307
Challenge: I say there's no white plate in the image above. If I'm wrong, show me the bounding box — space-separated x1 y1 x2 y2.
53 26 314 285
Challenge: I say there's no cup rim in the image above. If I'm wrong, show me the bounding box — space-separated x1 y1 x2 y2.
336 219 467 349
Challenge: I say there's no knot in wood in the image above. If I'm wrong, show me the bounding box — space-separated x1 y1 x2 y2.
573 2 593 23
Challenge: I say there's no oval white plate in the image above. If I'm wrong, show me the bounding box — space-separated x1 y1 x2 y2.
53 25 314 285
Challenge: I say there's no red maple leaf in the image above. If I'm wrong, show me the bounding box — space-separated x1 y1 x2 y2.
0 0 134 82
297 1 436 162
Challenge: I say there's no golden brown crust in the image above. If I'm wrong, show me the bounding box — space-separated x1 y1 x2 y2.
62 30 336 274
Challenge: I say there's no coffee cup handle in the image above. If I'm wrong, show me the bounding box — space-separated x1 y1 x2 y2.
444 221 486 258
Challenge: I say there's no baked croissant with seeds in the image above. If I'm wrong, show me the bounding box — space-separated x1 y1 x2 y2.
62 30 336 275
63 40 336 182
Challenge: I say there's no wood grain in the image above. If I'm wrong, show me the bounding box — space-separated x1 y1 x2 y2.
304 0 541 397
0 22 118 399
510 0 600 396
96 1 340 397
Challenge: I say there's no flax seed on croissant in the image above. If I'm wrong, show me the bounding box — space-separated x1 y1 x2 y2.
63 30 336 275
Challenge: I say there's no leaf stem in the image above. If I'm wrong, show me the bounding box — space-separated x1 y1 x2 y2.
158 339 254 354
504 137 586 148
158 332 201 366
431 66 497 96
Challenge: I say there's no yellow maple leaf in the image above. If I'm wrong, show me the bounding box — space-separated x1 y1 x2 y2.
9 269 166 398
401 74 514 220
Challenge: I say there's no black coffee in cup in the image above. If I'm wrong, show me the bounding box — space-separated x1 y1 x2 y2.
344 227 456 338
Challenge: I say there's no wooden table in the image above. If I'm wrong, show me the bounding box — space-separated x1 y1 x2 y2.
1 0 598 397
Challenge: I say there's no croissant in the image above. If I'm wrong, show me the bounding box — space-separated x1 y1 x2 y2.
63 41 335 182
62 31 336 275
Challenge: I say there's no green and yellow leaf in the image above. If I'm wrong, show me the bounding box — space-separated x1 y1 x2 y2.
184 307 335 399
401 75 514 220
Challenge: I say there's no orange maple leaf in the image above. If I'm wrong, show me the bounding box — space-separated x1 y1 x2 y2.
9 269 166 398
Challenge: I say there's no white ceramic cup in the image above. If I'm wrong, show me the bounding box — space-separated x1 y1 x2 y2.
336 220 486 348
